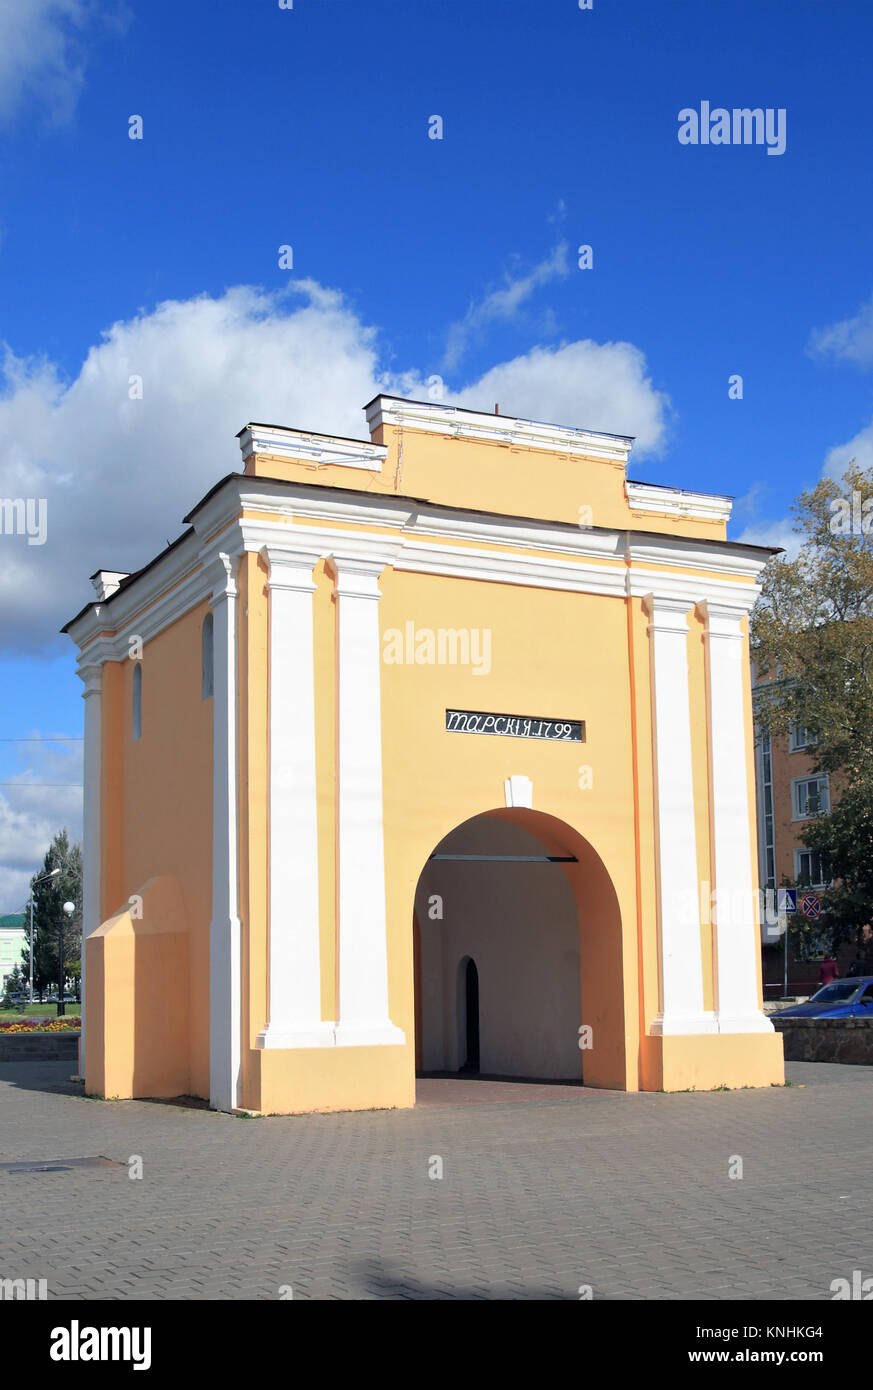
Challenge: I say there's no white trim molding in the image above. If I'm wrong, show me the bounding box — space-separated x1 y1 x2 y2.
206 552 243 1110
699 601 774 1036
331 554 405 1048
65 475 775 668
257 547 334 1050
504 775 533 809
626 481 732 525
238 423 387 472
365 395 634 463
90 570 128 600
645 594 717 1037
78 662 103 1078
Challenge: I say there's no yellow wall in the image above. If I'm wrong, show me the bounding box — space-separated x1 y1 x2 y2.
78 415 781 1111
85 876 189 1099
94 604 213 1098
246 422 728 540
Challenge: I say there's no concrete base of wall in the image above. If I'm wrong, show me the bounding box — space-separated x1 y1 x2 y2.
639 1030 786 1091
0 1031 80 1062
251 1043 415 1115
772 1017 873 1065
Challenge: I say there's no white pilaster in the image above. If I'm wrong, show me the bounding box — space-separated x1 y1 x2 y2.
257 547 334 1049
332 556 404 1047
644 594 716 1035
700 601 774 1034
208 553 243 1110
78 662 102 1077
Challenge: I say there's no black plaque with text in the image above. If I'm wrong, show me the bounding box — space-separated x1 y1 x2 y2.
445 709 585 741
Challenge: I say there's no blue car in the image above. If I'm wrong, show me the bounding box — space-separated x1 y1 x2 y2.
774 976 873 1019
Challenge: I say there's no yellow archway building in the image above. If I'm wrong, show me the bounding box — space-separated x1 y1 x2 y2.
64 395 784 1112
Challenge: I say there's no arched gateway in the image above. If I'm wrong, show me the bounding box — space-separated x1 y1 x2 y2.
414 810 622 1085
64 395 784 1114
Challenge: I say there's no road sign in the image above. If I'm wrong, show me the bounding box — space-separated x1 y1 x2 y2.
778 888 797 914
800 893 822 920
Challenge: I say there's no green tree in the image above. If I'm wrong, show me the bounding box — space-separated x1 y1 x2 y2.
800 780 873 946
751 460 873 951
25 830 82 1000
1 963 27 1008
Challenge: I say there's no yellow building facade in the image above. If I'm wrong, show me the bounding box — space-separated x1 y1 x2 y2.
64 395 784 1112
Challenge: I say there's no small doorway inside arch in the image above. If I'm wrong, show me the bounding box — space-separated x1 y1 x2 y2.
460 958 480 1073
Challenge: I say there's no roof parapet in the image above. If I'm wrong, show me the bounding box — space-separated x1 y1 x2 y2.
364 395 635 464
237 423 386 471
89 570 129 600
625 480 733 524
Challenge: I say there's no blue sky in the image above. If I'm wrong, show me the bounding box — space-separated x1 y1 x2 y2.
1 0 872 907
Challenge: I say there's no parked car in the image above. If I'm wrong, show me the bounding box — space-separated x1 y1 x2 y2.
773 976 873 1019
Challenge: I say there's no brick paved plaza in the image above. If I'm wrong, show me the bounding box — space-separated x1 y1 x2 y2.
0 1060 870 1301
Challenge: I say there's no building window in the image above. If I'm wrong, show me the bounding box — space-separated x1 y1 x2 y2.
792 775 829 820
757 732 776 889
201 612 214 699
794 849 830 887
789 724 818 752
132 662 142 740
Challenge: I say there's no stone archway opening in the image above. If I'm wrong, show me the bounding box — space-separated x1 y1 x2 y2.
459 957 480 1073
412 808 625 1088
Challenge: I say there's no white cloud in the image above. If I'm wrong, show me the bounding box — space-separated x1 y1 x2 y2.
0 739 82 913
733 415 873 557
0 0 113 127
808 292 873 368
0 279 671 654
443 243 571 370
733 518 799 558
822 416 873 477
735 291 873 550
451 339 670 452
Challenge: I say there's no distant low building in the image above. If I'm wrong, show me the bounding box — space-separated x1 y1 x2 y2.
0 914 26 988
752 675 862 997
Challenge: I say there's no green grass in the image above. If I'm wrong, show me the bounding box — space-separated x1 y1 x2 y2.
0 1003 81 1021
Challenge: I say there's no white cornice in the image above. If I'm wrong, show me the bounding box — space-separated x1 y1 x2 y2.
365 396 634 464
229 483 626 562
626 480 732 523
231 482 412 536
238 424 386 471
626 532 769 580
628 566 761 612
70 534 210 663
393 539 628 596
402 505 625 561
67 477 770 662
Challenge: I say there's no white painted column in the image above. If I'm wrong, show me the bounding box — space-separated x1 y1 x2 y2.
644 594 716 1035
257 547 334 1049
700 600 774 1034
208 553 243 1110
78 662 103 1078
332 556 404 1047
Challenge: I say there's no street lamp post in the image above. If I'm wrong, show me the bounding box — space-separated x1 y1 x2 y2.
29 868 60 1005
56 902 75 1018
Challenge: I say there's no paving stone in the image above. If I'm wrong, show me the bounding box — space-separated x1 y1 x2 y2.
0 1059 870 1299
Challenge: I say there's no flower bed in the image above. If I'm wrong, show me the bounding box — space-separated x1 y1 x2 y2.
0 1016 81 1033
